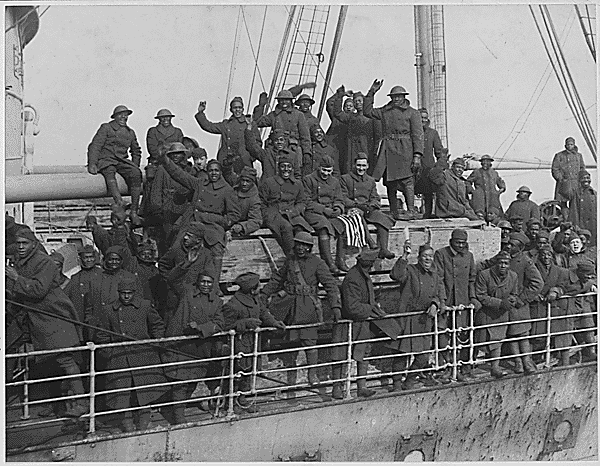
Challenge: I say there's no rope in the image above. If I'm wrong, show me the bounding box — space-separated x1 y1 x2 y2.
246 6 268 105
223 7 242 119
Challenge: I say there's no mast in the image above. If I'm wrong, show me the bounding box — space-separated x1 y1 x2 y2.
414 5 448 148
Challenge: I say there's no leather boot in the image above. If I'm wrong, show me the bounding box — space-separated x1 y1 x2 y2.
402 181 419 220
387 185 401 219
509 341 524 373
582 333 597 362
423 194 434 218
331 364 345 399
559 350 571 367
356 362 375 397
105 179 123 206
490 348 507 378
63 375 88 418
390 357 406 392
129 185 143 227
319 235 339 274
377 226 395 259
306 349 320 386
335 236 349 272
520 340 537 374
286 368 298 401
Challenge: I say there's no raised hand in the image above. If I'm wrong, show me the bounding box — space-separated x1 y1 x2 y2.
197 101 207 113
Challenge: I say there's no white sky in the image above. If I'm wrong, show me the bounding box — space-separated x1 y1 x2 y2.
22 3 598 197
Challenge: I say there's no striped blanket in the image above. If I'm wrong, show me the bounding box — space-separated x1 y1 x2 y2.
338 210 368 248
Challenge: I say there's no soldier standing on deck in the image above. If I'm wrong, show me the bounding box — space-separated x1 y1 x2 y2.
146 109 184 165
552 137 586 219
364 80 424 220
415 108 444 219
294 93 320 130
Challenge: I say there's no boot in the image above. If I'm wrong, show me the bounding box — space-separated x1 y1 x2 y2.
402 182 419 220
129 185 143 227
390 357 406 392
331 364 345 400
582 333 597 362
387 185 402 220
558 350 571 367
509 341 524 373
306 349 320 387
490 349 507 378
356 362 375 397
423 194 434 219
105 178 123 206
63 377 88 418
335 236 349 272
520 340 537 374
319 236 339 274
377 227 395 260
286 369 298 403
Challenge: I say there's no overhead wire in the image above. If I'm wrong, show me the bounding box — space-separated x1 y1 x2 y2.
242 6 268 106
224 7 242 119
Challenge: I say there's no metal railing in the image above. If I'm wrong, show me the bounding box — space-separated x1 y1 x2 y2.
5 292 597 439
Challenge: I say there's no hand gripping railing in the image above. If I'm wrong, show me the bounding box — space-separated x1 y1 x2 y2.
5 292 597 441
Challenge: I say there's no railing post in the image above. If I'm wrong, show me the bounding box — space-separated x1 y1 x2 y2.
344 321 353 399
87 342 96 433
451 307 458 381
20 352 30 420
433 312 440 371
468 305 475 367
251 329 259 395
545 301 552 368
226 331 236 418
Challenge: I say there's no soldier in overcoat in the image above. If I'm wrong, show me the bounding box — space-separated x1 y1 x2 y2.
415 108 445 218
505 186 541 225
475 251 520 378
568 170 597 245
294 93 320 129
259 155 313 257
325 94 352 173
566 259 597 362
431 157 479 220
87 105 143 225
304 125 341 177
340 154 395 259
5 228 88 417
364 80 424 220
260 232 341 396
230 167 263 238
64 245 102 330
467 154 506 220
389 242 446 391
552 137 586 217
303 155 347 273
146 108 184 164
96 278 167 432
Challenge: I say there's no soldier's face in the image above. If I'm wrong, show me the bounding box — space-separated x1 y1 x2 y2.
182 233 200 249
511 220 523 231
297 100 311 112
159 116 172 127
481 160 492 170
231 103 244 119
273 136 286 151
353 96 363 111
319 166 334 181
420 112 429 127
450 238 468 254
580 174 591 188
197 275 214 295
207 163 222 182
311 128 325 143
540 250 553 267
566 140 576 151
501 228 512 241
537 237 549 248
343 100 355 112
118 290 135 305
278 98 292 110
516 191 530 200
355 159 368 176
279 162 293 180
527 224 540 240
169 151 185 165
239 176 253 193
569 238 583 254
496 258 510 277
16 238 34 258
105 253 123 271
138 249 155 263
506 240 522 256
114 112 129 127
418 249 434 271
451 164 465 177
79 252 97 269
294 242 312 258
195 155 208 171
391 94 405 105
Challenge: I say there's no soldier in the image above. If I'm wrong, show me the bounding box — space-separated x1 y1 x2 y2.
158 150 241 289
294 93 320 129
569 259 597 362
252 89 312 167
222 272 286 412
552 137 586 218
86 204 137 261
146 108 184 165
87 105 143 225
467 154 506 220
303 155 347 273
244 119 301 181
304 125 341 177
96 278 167 432
508 213 525 234
126 240 166 308
325 93 352 174
230 167 263 238
260 232 341 397
415 108 444 219
259 155 313 257
433 229 481 382
431 157 479 220
555 232 596 272
505 186 540 225
526 229 551 263
568 170 597 246
497 220 514 248
182 136 209 178
195 97 258 185
5 228 88 417
162 269 224 425
364 81 424 220
505 231 544 374
340 154 396 260
525 218 542 250
475 251 520 378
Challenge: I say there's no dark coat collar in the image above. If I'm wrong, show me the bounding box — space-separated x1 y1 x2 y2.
234 291 258 307
203 176 229 190
235 184 259 199
274 175 298 185
112 296 141 310
109 120 131 131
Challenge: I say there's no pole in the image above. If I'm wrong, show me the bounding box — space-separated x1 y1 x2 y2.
266 6 297 112
316 5 348 120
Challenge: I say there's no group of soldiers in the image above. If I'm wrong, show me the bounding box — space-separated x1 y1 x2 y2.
5 81 597 434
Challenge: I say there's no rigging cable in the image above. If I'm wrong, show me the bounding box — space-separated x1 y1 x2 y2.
223 7 243 119
242 6 268 106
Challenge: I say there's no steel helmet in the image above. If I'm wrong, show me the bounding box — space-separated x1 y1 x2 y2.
387 86 409 96
275 90 294 100
295 93 315 105
516 186 532 193
155 108 175 119
294 232 314 246
111 105 133 118
166 142 189 155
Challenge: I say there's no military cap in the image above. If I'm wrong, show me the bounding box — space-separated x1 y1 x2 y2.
276 90 294 100
270 129 287 140
480 154 494 162
111 105 132 119
78 244 96 255
15 228 37 242
182 136 200 149
509 231 530 246
295 93 315 105
206 158 221 169
343 97 354 108
166 142 189 156
352 91 365 100
509 213 524 221
196 269 215 282
137 240 156 253
565 136 575 144
537 229 550 239
497 220 512 229
309 124 324 135
191 147 208 159
579 169 591 180
50 251 65 265
496 250 511 261
579 229 592 239
418 107 429 115
155 108 175 119
452 157 466 167
355 152 368 161
526 218 541 228
388 85 409 96
6 214 15 228
239 166 257 181
357 249 380 262
105 245 126 258
418 244 434 255
118 278 138 292
319 155 335 168
451 228 468 241
538 244 553 252
230 96 244 107
185 222 205 238
278 154 294 166
516 185 532 193
294 232 314 246
235 272 261 292
576 259 595 275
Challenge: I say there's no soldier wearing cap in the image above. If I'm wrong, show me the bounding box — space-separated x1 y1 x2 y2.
295 93 320 129
364 80 424 220
475 250 520 378
261 232 341 397
244 117 302 181
467 154 506 220
87 105 143 225
568 169 597 246
305 125 341 177
223 272 285 411
555 229 596 273
569 259 597 362
162 269 225 425
552 137 586 217
504 231 544 375
526 229 551 263
497 219 513 246
327 85 382 175
432 157 479 220
195 97 260 184
126 239 167 310
252 89 313 166
508 213 525 233
325 89 353 175
181 136 209 178
505 186 540 225
433 229 480 382
230 166 263 237
96 278 167 432
64 245 102 329
341 153 396 260
146 109 184 165
303 155 347 273
259 155 313 256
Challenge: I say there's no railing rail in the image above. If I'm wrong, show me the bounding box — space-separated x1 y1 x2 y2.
5 292 597 438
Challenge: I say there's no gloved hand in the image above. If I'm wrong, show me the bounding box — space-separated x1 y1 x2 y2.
258 92 269 106
87 164 98 175
411 155 422 174
513 296 525 308
235 318 262 333
560 222 573 232
499 299 513 313
507 295 519 307
546 289 559 302
426 303 438 318
371 304 386 318
470 299 482 312
332 307 342 323
273 320 286 330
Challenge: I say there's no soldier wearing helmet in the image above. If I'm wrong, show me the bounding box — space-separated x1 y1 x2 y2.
294 93 320 129
146 109 184 165
505 186 541 225
87 105 144 225
364 80 424 220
